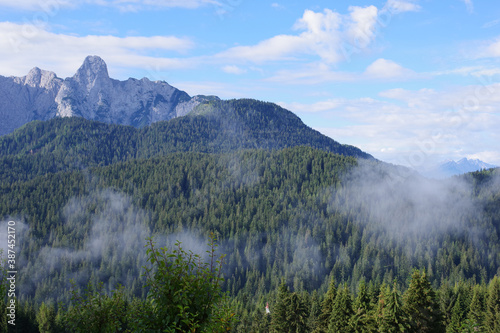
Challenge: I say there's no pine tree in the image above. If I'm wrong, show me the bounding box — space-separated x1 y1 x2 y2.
328 284 354 333
403 270 445 333
485 276 500 333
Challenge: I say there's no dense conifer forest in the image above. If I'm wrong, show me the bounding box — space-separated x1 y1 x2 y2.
0 104 499 331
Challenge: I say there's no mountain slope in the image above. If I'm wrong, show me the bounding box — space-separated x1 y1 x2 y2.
0 55 216 135
2 147 499 312
0 101 372 182
186 99 371 158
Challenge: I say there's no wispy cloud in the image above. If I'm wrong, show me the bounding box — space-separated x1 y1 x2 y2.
460 0 474 13
0 0 219 11
271 3 285 10
89 0 220 12
0 0 74 10
267 58 419 84
216 6 380 64
0 22 196 77
284 82 500 166
383 0 421 14
222 65 247 75
480 37 500 58
482 19 500 29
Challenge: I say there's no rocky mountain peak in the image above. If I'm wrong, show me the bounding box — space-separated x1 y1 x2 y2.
0 55 215 135
74 55 110 87
23 67 59 88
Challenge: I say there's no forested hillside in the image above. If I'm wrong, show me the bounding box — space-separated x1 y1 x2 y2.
0 99 370 184
0 137 499 331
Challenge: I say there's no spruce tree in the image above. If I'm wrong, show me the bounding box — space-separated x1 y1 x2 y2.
328 284 354 333
271 281 291 333
350 280 377 333
467 285 485 329
309 290 323 331
449 288 468 333
315 278 337 333
403 270 445 333
379 281 408 333
485 276 500 333
375 283 389 329
287 292 309 333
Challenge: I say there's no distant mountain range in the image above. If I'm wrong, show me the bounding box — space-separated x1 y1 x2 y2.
420 158 498 178
0 55 216 136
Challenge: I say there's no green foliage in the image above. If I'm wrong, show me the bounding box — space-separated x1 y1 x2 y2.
271 282 291 332
0 102 370 184
64 281 127 333
271 281 309 333
315 278 337 333
142 233 233 332
350 281 377 333
328 284 354 333
379 281 408 332
485 276 500 333
467 285 485 330
36 302 57 333
0 113 500 332
404 270 445 333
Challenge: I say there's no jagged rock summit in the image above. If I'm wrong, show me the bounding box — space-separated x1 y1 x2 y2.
0 55 217 135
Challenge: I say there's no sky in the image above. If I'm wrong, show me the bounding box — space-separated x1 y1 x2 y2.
0 0 499 168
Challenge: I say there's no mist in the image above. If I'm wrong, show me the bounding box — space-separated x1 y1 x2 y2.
332 159 491 243
16 189 211 302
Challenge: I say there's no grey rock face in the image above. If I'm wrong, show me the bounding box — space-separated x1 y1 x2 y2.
0 55 216 135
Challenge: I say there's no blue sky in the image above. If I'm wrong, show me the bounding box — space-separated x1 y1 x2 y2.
0 0 499 168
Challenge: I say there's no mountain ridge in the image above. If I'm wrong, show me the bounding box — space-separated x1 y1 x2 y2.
0 100 372 183
0 55 217 135
420 157 497 178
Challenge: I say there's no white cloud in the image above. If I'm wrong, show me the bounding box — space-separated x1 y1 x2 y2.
267 59 419 84
482 38 500 58
364 58 416 79
286 83 500 166
383 0 420 14
0 22 195 77
346 5 378 49
430 65 500 78
0 0 219 11
216 34 310 63
471 68 500 77
467 152 500 165
89 0 220 12
0 0 74 11
217 6 381 64
222 65 246 75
